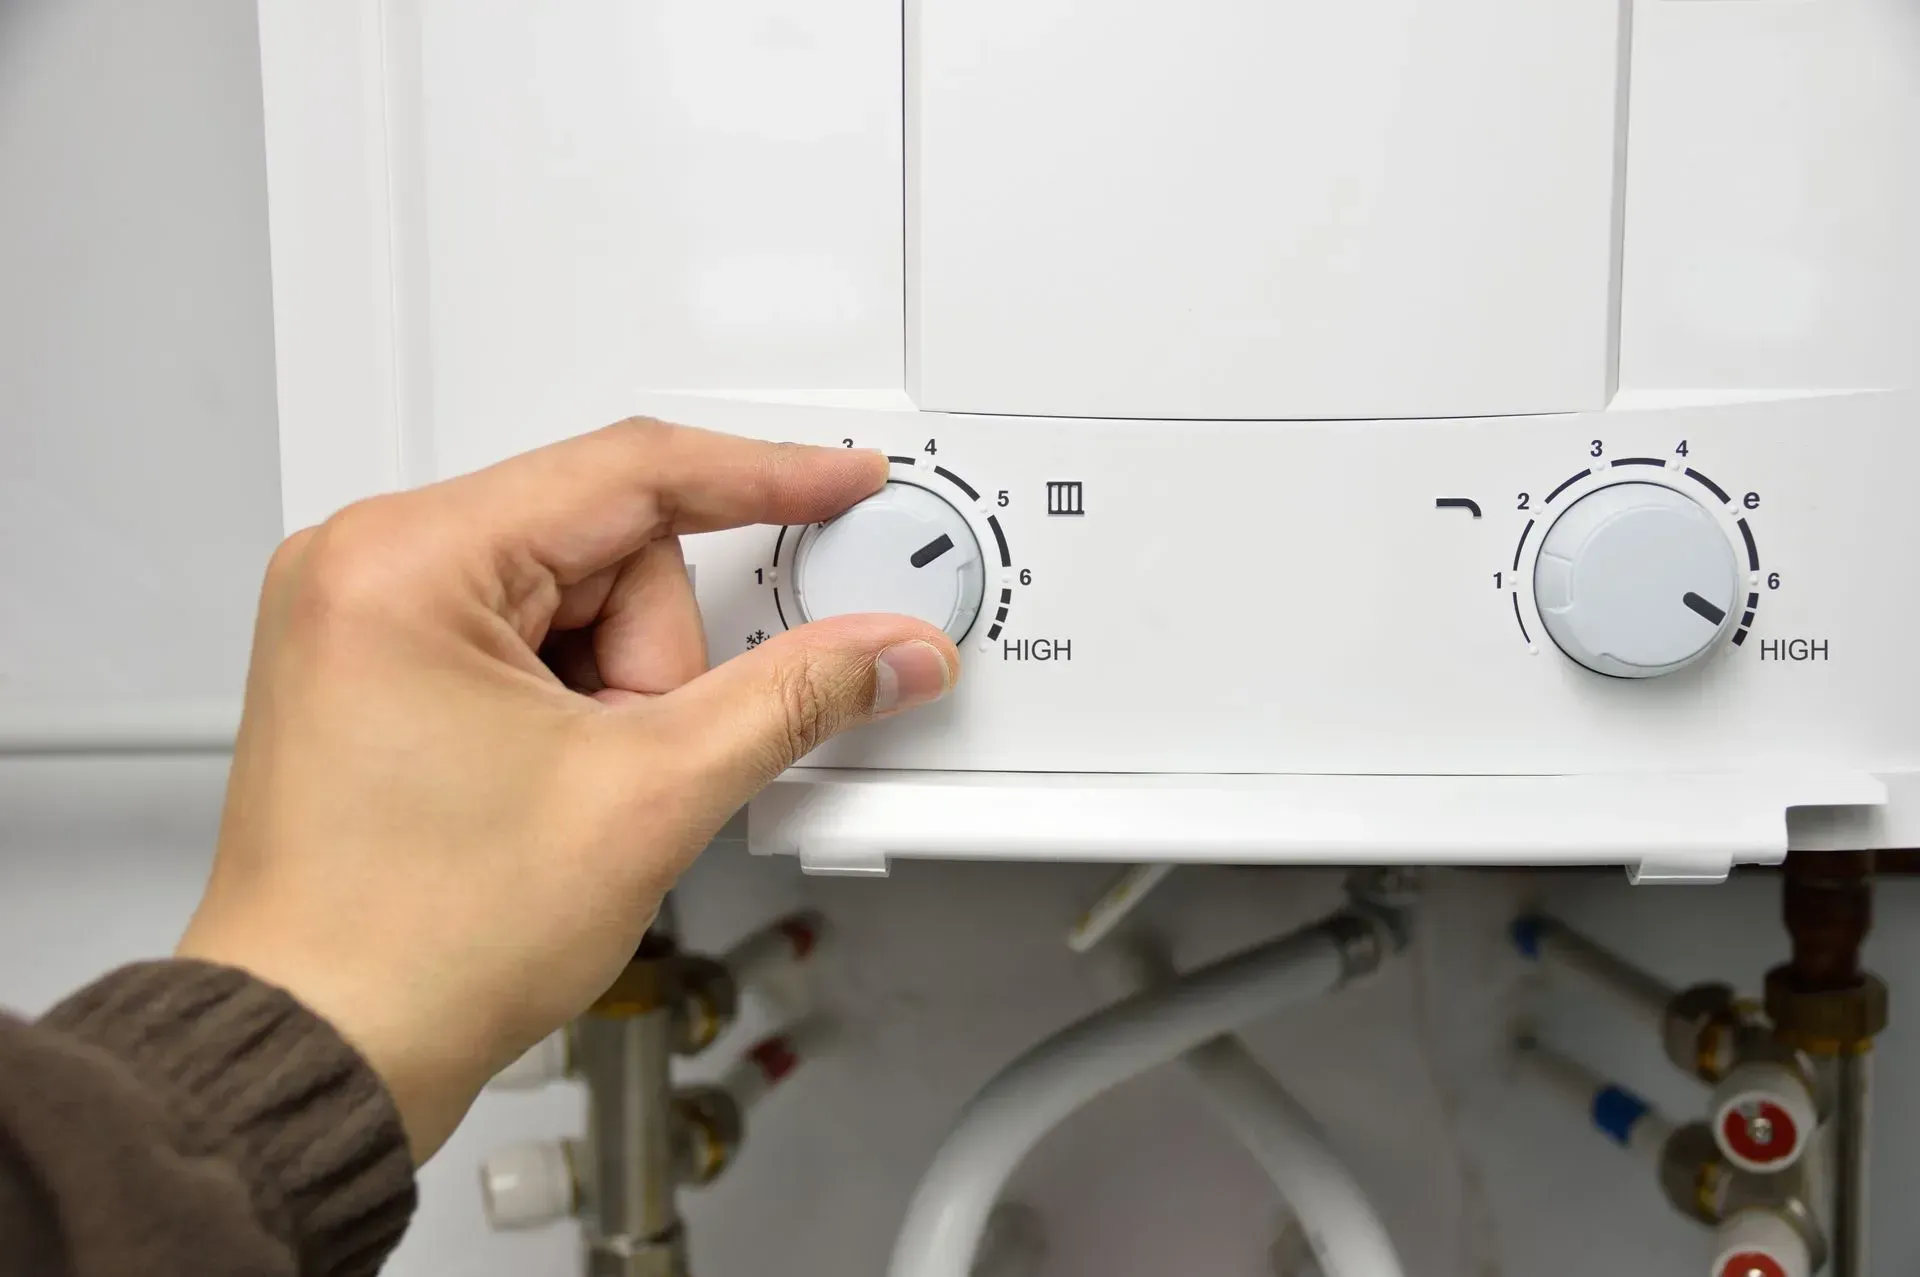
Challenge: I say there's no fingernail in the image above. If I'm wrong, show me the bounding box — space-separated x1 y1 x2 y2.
873 641 953 715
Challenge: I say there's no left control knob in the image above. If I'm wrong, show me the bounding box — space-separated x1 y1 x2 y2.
789 481 986 641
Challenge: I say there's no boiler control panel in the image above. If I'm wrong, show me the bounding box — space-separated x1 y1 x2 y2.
643 388 1919 781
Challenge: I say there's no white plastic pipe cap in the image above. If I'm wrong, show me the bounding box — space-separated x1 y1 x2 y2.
478 1140 576 1231
1712 1209 1811 1277
726 910 830 1020
1709 1061 1817 1174
722 1016 845 1112
488 1031 570 1091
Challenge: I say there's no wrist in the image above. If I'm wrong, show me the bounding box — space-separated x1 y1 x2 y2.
175 924 487 1162
44 959 419 1269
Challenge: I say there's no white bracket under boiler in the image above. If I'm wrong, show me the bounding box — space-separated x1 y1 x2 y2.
748 771 1891 885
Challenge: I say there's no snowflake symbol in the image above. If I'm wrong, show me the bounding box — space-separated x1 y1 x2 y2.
746 629 770 649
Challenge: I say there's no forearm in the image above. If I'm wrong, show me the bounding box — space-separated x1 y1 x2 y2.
0 960 416 1277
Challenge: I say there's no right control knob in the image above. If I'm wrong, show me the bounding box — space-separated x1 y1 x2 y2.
1533 482 1742 678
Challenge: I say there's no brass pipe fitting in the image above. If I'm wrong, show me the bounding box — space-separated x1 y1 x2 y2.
1658 1123 1730 1227
672 956 738 1057
672 1086 745 1188
1762 970 1889 1059
1657 1123 1829 1270
1661 983 1752 1083
590 935 681 1019
587 940 739 1054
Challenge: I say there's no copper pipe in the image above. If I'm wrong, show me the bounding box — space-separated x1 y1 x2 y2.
1781 851 1873 990
1866 848 1920 875
1766 851 1885 1277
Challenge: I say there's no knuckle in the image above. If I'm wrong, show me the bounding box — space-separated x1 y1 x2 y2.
606 415 672 451
262 527 316 589
772 654 837 762
292 499 411 622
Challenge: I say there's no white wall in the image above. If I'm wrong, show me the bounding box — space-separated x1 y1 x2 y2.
1 5 1913 1277
0 0 282 715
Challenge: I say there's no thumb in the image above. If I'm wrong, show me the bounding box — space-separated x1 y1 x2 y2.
650 613 960 811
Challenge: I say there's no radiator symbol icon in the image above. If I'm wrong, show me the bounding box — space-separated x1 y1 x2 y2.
1046 481 1085 517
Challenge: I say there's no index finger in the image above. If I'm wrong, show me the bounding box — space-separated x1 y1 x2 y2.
422 418 889 587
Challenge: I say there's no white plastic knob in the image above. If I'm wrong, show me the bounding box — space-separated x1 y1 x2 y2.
479 1140 578 1230
1712 1208 1811 1277
488 1031 570 1090
790 481 986 641
1533 482 1742 678
1710 1061 1817 1174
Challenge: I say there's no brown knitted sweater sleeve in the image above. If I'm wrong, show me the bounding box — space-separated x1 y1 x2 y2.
0 960 417 1277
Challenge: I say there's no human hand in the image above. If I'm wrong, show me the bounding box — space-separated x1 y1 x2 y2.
176 420 958 1159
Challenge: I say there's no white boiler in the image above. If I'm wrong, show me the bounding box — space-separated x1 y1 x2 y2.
257 1 1920 883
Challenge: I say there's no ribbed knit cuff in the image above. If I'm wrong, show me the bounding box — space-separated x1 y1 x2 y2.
42 959 418 1277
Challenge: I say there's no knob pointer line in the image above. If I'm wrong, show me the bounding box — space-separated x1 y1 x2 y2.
911 534 956 568
1683 592 1728 626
